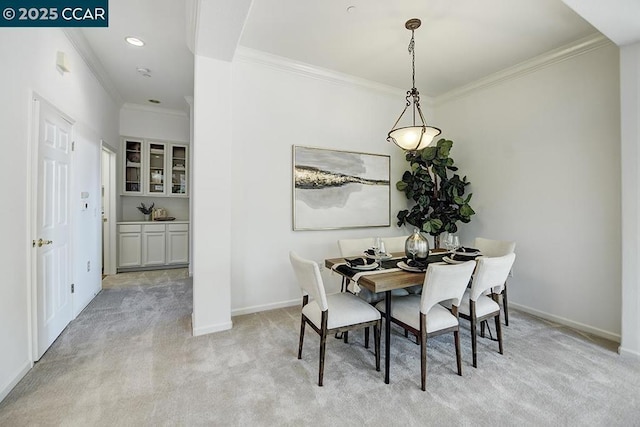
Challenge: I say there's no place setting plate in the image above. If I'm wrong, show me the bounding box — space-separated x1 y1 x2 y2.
452 251 481 257
397 261 426 272
452 247 481 256
351 262 379 271
444 253 482 264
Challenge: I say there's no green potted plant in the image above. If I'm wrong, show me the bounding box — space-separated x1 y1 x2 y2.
396 138 475 247
137 202 154 221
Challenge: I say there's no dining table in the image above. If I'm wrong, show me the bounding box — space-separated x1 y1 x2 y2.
325 250 449 384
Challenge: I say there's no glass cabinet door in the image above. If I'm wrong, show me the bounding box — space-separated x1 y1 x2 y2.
148 143 166 194
124 140 142 193
170 145 187 195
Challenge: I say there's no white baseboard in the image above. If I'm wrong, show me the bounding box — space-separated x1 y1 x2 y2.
191 314 233 337
618 346 640 360
509 302 621 343
231 298 300 317
1 361 32 403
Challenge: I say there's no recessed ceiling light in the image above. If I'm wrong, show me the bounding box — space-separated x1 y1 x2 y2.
148 99 161 104
125 36 145 47
346 6 356 13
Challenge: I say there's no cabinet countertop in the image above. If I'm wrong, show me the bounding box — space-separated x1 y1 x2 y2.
117 220 189 225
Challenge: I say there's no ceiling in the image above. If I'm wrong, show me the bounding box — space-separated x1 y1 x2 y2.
239 0 597 96
74 0 625 114
78 0 194 113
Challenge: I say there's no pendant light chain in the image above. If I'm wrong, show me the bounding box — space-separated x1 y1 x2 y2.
409 30 416 90
408 30 418 126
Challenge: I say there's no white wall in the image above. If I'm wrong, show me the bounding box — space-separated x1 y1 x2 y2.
620 41 640 357
434 42 621 340
120 104 190 143
228 53 414 315
118 105 191 221
191 55 234 335
0 28 119 401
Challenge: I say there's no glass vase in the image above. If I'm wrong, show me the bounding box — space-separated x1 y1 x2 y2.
405 228 430 260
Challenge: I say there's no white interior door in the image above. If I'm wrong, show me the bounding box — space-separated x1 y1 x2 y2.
101 143 117 276
34 99 73 360
101 149 110 274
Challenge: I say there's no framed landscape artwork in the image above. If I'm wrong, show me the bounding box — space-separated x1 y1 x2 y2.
292 145 391 230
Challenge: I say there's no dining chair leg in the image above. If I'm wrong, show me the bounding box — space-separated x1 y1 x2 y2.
454 329 462 376
319 313 328 386
502 284 510 326
495 312 504 354
480 320 486 338
420 313 427 391
374 320 381 372
384 291 392 384
364 327 370 349
470 301 478 368
298 316 306 359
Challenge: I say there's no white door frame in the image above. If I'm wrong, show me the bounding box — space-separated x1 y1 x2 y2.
101 143 117 275
28 94 75 361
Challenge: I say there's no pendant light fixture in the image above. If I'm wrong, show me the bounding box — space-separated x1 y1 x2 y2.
387 19 441 151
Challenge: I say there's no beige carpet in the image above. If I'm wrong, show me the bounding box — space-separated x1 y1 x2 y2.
1 269 638 426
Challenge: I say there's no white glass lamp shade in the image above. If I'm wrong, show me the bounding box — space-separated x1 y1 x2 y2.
388 125 441 151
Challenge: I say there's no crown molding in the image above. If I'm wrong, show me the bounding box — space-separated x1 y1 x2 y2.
121 102 189 118
62 28 124 107
434 33 613 105
235 46 405 97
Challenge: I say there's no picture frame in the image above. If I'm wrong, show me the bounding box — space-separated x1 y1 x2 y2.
292 145 391 230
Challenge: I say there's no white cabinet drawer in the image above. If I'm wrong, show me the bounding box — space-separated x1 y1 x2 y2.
143 224 165 232
119 224 141 233
167 223 189 232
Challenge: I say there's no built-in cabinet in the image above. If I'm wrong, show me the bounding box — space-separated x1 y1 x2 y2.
123 138 188 197
124 140 143 193
167 223 189 264
142 223 166 266
118 224 142 268
117 221 189 271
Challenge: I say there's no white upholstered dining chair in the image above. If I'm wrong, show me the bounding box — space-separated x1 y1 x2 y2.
380 236 408 253
457 253 516 368
289 251 381 386
473 237 516 325
375 261 476 391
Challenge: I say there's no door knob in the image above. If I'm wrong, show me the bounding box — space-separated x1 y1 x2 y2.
37 238 53 247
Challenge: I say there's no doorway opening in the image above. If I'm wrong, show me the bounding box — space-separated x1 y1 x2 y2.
101 144 117 276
